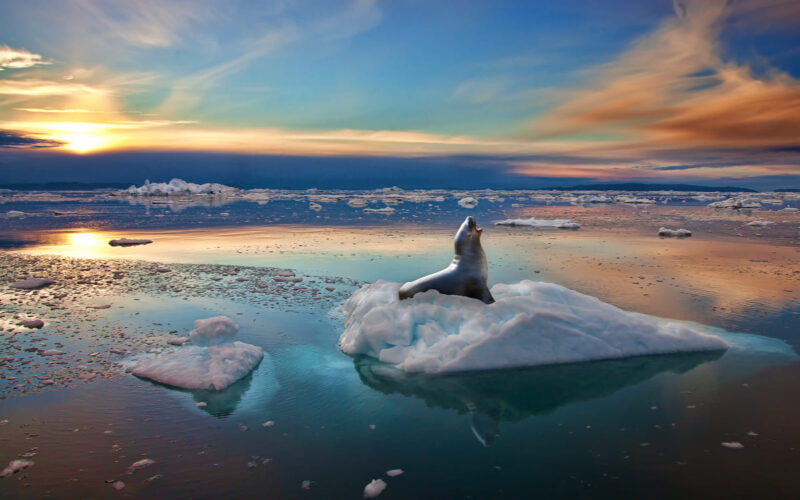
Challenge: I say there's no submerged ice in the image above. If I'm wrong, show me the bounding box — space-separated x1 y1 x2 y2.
132 316 264 390
339 281 729 374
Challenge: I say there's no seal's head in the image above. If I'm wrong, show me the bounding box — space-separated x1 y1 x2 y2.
454 216 484 257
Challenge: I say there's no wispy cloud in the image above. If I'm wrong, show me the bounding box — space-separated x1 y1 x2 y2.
527 0 800 151
74 0 218 47
0 79 107 96
0 45 50 70
159 0 382 116
15 107 91 113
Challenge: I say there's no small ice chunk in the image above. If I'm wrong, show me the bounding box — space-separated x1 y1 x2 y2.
363 207 396 214
301 480 312 490
386 469 404 477
19 319 45 329
746 221 772 227
458 197 478 208
262 421 275 427
494 217 577 228
721 442 744 449
128 458 156 473
1 459 34 477
658 227 692 237
109 238 153 247
363 479 387 498
10 278 55 290
309 202 322 211
348 198 368 207
6 210 25 218
167 337 189 346
39 349 65 356
189 316 239 346
112 481 125 490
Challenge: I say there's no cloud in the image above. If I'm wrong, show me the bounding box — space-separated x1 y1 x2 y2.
527 0 800 151
15 108 90 113
0 130 64 148
159 0 382 115
74 0 218 47
0 79 106 96
0 45 50 70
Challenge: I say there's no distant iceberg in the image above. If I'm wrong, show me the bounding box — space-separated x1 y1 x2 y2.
133 316 263 390
339 281 728 374
119 178 238 197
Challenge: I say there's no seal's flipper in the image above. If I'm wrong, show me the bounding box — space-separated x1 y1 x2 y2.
481 287 495 304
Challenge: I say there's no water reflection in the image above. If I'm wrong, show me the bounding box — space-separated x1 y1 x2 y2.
355 351 722 445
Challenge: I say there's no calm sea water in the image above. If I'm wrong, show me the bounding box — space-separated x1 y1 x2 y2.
1 192 799 498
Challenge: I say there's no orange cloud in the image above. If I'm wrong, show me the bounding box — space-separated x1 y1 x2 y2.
528 0 800 151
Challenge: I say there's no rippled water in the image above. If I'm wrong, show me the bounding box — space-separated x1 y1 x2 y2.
1 193 799 498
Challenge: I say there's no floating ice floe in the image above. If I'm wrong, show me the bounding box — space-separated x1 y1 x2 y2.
109 238 153 247
364 479 387 498
658 227 692 237
458 197 478 208
494 217 579 229
132 316 264 390
1 459 34 478
309 202 322 211
5 210 25 218
363 207 396 214
386 469 404 477
339 281 729 374
10 278 55 290
780 207 798 212
614 195 656 204
708 198 761 209
348 198 368 207
746 221 772 227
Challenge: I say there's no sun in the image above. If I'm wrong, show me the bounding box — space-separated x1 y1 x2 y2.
63 133 105 153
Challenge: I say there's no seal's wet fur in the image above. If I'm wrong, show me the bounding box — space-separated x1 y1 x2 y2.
399 216 494 304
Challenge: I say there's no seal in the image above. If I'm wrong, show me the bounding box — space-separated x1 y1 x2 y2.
399 216 494 304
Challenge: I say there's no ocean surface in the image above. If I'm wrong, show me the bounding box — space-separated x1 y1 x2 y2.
1 186 799 498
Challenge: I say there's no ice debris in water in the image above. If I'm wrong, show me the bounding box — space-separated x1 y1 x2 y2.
109 238 153 247
301 480 312 490
132 316 264 390
364 479 387 498
120 178 237 196
363 207 396 214
658 227 692 237
10 278 55 290
128 458 156 473
339 281 729 374
386 469 404 477
746 221 772 227
1 459 34 478
494 217 579 229
708 198 761 209
458 196 478 208
721 442 744 449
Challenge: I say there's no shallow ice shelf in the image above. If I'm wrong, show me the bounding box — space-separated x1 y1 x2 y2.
339 281 729 374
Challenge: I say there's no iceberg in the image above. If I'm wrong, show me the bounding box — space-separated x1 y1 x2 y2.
132 316 263 390
494 217 579 229
339 281 728 374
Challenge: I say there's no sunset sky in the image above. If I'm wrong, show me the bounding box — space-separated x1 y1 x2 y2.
1 0 799 189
